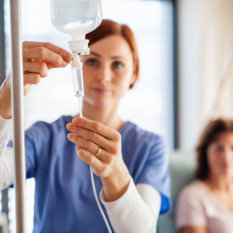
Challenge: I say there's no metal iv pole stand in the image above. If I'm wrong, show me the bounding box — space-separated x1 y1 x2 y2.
9 0 26 232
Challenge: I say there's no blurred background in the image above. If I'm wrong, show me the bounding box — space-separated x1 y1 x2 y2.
0 0 233 232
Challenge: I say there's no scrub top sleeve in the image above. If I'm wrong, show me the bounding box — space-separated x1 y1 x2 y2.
25 121 51 178
137 135 171 214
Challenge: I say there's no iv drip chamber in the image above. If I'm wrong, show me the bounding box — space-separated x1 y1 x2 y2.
71 53 84 97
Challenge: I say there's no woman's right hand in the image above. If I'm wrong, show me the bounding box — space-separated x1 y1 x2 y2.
22 41 72 95
0 41 72 119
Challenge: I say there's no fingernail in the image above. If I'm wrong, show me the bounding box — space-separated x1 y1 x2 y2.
67 134 72 139
67 53 73 60
66 123 71 129
72 117 80 123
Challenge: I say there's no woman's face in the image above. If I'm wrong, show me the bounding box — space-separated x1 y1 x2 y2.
207 132 233 179
82 35 136 108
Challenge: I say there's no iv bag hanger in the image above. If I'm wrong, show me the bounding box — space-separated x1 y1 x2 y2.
9 0 27 232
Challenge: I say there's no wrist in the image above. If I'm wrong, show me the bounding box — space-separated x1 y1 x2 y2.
0 75 12 119
0 113 12 119
102 165 130 202
0 101 12 119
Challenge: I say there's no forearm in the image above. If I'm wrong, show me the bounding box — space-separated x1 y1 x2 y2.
0 74 12 119
0 116 14 189
100 178 161 233
0 147 14 189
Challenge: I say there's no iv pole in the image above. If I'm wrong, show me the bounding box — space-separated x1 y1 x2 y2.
9 0 26 232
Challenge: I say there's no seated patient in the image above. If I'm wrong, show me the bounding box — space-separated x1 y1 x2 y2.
176 118 233 233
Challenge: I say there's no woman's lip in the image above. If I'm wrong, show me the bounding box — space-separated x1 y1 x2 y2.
92 87 112 93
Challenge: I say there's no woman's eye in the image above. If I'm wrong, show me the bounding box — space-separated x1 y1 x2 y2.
112 61 124 69
214 145 223 152
85 58 98 66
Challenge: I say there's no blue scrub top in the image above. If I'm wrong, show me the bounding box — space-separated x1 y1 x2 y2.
22 115 171 233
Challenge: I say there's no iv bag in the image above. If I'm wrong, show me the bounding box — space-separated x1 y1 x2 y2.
50 0 103 53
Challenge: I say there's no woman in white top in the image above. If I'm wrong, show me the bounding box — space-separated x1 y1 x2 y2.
176 118 233 233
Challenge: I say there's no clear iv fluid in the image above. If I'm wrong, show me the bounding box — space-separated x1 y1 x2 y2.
51 0 102 39
72 65 84 97
50 0 102 114
71 53 84 116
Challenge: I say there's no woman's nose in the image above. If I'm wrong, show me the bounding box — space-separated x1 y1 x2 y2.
96 65 112 82
222 147 233 162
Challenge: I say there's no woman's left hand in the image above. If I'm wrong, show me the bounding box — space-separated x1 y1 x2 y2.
66 117 130 201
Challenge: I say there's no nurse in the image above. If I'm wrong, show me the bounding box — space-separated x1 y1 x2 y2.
0 19 170 233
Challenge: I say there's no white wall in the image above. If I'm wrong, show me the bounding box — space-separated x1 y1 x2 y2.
177 0 233 150
177 0 201 150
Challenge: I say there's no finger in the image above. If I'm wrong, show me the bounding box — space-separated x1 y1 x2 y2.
66 123 114 152
76 146 105 172
24 73 41 85
72 117 120 141
46 60 71 69
24 84 31 96
28 59 71 69
23 41 72 61
67 133 112 163
23 47 68 68
67 133 105 158
24 61 48 78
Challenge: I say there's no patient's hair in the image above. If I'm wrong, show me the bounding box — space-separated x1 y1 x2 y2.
86 19 139 89
196 118 233 180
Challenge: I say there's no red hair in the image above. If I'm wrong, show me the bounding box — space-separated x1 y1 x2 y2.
86 19 139 88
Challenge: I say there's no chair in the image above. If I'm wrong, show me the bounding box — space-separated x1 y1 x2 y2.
157 150 196 233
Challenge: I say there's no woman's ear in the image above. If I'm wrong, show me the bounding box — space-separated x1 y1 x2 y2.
129 69 137 89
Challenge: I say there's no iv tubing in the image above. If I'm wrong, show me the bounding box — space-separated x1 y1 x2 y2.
78 109 112 233
72 58 112 233
90 166 113 233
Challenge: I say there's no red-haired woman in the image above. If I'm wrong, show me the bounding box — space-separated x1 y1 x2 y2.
0 19 170 233
176 119 233 233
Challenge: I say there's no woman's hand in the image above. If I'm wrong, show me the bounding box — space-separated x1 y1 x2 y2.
22 41 72 95
66 117 130 201
0 41 72 119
